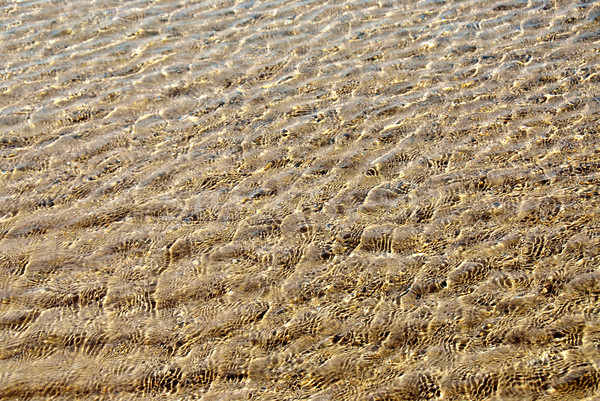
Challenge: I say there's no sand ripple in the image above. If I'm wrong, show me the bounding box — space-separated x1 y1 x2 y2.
1 0 600 399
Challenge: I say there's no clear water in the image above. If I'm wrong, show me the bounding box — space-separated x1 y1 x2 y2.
1 0 600 399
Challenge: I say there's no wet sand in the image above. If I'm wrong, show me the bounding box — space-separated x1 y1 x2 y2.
1 0 600 399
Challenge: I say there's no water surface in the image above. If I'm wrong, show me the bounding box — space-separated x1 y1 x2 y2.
1 0 600 399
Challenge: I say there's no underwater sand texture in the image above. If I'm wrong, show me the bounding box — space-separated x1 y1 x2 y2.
1 0 600 399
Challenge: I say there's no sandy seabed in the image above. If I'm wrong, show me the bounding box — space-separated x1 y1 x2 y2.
1 0 600 399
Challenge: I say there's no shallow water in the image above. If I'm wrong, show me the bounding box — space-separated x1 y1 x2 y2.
1 0 600 399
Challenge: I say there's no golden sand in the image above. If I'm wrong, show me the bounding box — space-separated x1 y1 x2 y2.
1 0 600 399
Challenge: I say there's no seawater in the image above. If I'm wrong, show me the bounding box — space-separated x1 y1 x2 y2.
1 0 600 399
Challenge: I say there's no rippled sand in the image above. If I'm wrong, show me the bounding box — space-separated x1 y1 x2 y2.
1 0 600 399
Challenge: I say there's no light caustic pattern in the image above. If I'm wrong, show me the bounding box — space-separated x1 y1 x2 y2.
1 0 600 399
